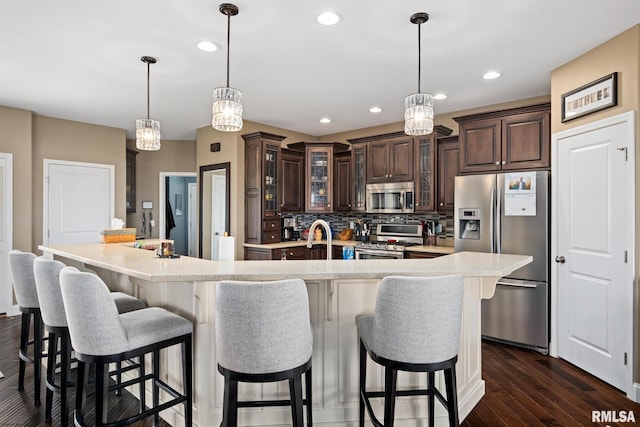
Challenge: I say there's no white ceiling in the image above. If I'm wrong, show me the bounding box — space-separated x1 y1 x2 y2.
1 1 639 140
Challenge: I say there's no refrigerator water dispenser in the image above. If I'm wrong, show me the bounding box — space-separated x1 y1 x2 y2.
458 208 480 240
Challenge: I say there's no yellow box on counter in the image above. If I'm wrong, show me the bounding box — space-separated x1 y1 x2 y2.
100 228 136 243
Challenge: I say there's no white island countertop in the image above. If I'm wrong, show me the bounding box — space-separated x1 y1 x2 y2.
39 243 530 283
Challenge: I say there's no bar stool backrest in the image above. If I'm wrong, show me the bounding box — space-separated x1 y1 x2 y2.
372 275 463 364
9 250 39 309
59 266 128 356
215 279 312 374
33 257 67 328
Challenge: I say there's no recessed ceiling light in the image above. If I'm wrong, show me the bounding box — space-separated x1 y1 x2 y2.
433 93 448 100
317 11 340 26
320 117 331 124
197 41 218 52
369 106 383 113
483 71 501 80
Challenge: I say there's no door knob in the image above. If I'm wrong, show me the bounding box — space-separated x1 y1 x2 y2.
555 256 566 264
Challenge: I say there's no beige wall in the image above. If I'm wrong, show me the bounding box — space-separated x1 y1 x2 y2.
0 106 33 252
550 24 640 380
125 139 197 239
32 115 126 251
196 120 312 258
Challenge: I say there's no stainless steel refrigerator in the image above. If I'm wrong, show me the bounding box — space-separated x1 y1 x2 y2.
454 171 549 352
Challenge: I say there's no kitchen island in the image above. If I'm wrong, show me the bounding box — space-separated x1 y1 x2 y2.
40 243 531 427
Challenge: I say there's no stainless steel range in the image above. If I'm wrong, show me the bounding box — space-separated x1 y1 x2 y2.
354 223 423 260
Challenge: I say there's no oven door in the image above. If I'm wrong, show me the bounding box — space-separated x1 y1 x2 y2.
355 248 404 260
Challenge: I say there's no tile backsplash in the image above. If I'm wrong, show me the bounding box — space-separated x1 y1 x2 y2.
282 212 454 245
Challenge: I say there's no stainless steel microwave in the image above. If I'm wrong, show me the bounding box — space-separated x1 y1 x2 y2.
365 182 414 214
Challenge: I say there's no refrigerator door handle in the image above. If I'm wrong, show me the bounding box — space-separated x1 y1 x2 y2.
490 187 495 253
496 281 538 289
496 181 501 254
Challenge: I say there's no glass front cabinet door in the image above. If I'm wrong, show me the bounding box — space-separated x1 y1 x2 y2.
307 147 332 212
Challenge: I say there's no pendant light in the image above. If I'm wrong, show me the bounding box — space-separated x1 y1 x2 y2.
136 56 161 151
212 3 243 132
404 12 434 136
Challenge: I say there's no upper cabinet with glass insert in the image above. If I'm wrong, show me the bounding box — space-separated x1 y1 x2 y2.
288 141 349 213
243 131 286 244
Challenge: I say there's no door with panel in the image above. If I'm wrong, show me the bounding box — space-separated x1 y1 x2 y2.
554 112 634 395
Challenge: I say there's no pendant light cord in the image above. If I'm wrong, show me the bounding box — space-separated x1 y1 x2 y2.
226 13 231 88
146 61 151 120
417 22 422 94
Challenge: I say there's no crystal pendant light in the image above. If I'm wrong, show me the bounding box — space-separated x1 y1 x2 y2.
404 13 434 136
136 56 161 151
212 3 243 132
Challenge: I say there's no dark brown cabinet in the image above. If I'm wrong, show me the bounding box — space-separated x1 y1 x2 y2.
280 148 305 213
351 144 366 212
455 103 550 174
437 136 459 212
414 126 453 213
244 245 306 260
405 251 446 259
243 132 286 244
126 149 138 212
288 141 349 213
367 135 414 183
334 151 352 212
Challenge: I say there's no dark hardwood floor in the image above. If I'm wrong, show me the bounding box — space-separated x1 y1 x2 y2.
0 314 170 427
1 314 639 426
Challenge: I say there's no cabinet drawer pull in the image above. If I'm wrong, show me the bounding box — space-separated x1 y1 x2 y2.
495 161 500 165
502 161 506 165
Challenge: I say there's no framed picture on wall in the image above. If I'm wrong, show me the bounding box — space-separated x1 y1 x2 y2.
561 72 618 122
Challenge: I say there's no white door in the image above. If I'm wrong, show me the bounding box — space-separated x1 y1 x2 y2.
0 154 13 315
45 160 114 244
188 182 197 257
210 172 227 260
553 112 634 394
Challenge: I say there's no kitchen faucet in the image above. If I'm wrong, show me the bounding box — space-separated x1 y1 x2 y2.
306 219 332 260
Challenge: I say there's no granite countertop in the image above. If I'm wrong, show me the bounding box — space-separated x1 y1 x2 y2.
243 240 454 254
40 243 530 283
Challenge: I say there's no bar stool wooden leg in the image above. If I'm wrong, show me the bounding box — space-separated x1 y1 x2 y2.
75 360 88 425
183 335 193 427
95 362 109 426
18 312 30 391
33 312 42 406
444 366 459 427
222 373 238 427
428 371 435 427
60 330 71 427
289 375 304 426
359 339 366 427
44 331 57 422
305 366 312 426
152 349 160 426
383 367 398 427
139 355 146 414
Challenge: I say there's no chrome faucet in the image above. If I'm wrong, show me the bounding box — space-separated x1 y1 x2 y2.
306 219 332 260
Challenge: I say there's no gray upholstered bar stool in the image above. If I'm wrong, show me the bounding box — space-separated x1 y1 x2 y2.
33 257 147 426
357 275 464 427
215 279 313 426
9 249 44 406
59 266 193 427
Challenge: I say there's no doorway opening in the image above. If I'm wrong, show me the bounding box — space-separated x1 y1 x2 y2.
159 173 197 256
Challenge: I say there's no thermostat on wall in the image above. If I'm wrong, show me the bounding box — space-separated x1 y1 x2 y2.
142 201 153 209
